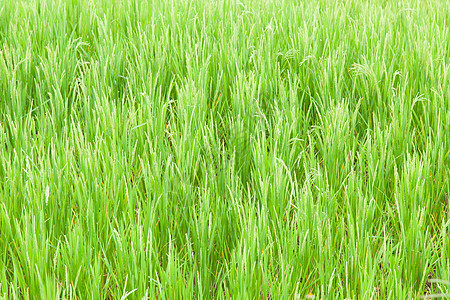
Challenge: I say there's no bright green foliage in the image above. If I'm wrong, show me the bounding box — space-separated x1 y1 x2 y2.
0 0 449 298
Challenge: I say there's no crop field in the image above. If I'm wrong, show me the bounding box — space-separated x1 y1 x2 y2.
0 0 449 298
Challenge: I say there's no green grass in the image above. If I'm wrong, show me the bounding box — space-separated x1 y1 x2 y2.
0 0 449 298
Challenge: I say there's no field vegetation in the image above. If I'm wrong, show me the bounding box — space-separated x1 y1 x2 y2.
0 0 449 298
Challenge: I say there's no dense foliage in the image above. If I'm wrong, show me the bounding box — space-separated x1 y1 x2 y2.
0 0 449 298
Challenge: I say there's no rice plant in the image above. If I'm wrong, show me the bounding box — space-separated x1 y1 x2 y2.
0 0 449 298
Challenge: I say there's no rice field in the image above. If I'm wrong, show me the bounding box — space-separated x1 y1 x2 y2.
0 0 449 298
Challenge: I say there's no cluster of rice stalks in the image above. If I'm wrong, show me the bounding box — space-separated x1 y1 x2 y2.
0 0 448 298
